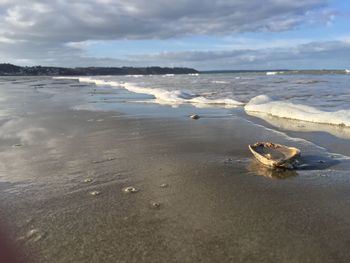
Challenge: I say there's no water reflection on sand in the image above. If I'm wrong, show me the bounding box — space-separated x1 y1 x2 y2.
247 160 298 179
247 111 350 140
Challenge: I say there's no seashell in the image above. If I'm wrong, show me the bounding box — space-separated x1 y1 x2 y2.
248 142 300 169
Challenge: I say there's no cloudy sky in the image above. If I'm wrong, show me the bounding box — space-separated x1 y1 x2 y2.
0 0 349 70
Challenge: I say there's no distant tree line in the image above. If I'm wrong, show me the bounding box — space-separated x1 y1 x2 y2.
0 63 198 76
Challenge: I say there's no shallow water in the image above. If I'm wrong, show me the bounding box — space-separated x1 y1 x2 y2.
1 74 350 157
53 73 350 155
56 72 350 110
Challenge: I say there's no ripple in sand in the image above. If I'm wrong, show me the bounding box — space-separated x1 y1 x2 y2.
92 157 116 164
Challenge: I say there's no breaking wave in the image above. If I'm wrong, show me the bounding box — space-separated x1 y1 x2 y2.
245 95 350 127
54 76 243 107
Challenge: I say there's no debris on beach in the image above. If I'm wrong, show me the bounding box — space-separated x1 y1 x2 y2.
26 229 44 242
123 186 139 193
84 178 93 183
12 143 22 147
160 183 169 188
26 229 39 238
190 114 200 120
248 142 300 169
90 191 100 196
150 202 161 209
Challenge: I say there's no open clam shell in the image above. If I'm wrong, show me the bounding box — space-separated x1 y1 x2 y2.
248 142 300 169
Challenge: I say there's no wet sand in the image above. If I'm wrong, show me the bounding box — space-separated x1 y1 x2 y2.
1 77 350 262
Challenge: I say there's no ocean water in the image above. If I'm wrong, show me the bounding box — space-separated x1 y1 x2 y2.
59 72 350 113
56 72 350 123
54 72 350 156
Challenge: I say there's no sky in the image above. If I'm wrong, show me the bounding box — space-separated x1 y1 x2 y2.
0 0 349 70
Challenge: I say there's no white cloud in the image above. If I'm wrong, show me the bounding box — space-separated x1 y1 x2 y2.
0 1 332 41
131 39 350 69
0 0 342 68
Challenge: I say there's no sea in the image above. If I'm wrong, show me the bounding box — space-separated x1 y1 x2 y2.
56 71 350 121
2 71 349 157
54 71 350 150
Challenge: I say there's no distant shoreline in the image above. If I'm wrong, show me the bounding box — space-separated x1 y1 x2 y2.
0 63 198 76
201 69 350 74
0 63 349 76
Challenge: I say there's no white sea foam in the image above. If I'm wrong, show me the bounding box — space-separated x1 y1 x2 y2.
266 71 284 75
266 71 278 75
121 83 243 106
54 76 244 107
54 76 121 88
53 76 75 80
211 80 229 84
245 95 350 127
125 75 144 78
345 69 350 74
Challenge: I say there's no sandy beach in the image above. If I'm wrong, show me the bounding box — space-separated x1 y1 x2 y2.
1 76 350 262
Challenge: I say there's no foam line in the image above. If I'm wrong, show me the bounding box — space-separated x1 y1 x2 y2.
245 95 350 127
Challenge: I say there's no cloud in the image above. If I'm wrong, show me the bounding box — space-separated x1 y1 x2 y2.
0 0 340 67
132 40 350 69
1 38 349 70
0 0 332 41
